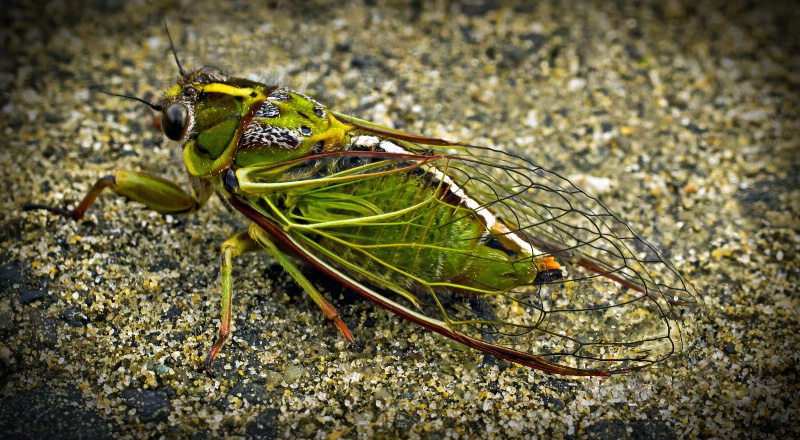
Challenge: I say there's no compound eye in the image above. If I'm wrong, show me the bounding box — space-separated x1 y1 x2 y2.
162 103 189 141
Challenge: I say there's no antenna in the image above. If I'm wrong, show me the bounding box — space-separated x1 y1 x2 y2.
97 90 162 111
164 21 186 76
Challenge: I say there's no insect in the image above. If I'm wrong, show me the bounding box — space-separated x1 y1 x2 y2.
25 30 700 376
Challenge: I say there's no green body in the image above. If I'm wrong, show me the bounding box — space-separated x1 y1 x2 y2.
167 70 543 300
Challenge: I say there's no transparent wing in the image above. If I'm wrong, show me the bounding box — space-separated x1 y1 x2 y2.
232 135 702 375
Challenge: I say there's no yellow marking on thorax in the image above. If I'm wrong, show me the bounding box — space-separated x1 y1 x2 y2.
204 83 265 100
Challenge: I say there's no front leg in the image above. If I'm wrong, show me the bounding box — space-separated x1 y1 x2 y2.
24 170 211 219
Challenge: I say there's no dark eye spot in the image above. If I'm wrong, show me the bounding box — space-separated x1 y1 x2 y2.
184 87 196 96
314 106 326 118
162 103 189 141
250 92 257 98
299 126 312 136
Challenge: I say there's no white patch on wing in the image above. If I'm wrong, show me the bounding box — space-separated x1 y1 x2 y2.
352 135 380 148
378 141 409 154
428 166 496 225
351 136 410 155
428 167 539 258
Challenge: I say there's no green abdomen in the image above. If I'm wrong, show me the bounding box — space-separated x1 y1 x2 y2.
287 166 536 294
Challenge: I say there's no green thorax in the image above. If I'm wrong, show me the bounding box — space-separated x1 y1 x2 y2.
161 69 354 177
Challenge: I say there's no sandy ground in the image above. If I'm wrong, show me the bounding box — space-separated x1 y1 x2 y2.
1 0 797 438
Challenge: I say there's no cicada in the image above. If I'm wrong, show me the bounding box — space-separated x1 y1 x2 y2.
25 32 700 376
